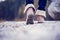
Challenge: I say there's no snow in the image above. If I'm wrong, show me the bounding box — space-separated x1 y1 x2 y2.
0 0 5 2
0 21 60 40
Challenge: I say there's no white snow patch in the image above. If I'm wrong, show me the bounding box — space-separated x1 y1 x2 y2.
0 21 60 40
0 0 5 2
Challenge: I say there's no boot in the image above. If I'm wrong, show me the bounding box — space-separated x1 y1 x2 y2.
26 15 34 25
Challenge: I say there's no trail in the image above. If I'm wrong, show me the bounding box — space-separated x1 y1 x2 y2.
0 21 60 40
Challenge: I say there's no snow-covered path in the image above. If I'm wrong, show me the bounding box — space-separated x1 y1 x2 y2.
0 21 60 40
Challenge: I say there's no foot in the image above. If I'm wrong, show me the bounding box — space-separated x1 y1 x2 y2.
37 15 45 23
26 15 34 25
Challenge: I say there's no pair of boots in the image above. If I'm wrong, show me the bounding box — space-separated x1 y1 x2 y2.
26 15 45 25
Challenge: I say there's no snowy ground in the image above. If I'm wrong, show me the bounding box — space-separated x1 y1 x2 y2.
0 21 60 40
